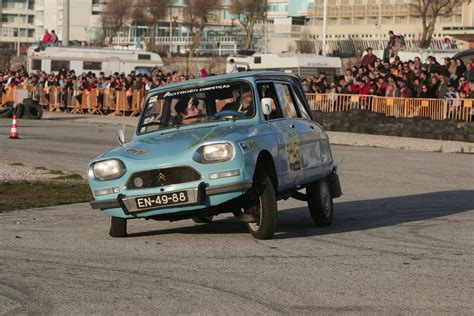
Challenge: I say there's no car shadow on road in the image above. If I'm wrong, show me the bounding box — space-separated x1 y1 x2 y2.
126 190 474 239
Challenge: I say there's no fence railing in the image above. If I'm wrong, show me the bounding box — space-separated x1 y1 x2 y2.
303 93 471 122
1 88 472 122
1 86 146 117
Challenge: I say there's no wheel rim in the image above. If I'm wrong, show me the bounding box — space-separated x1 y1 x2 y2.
321 181 332 217
247 196 262 231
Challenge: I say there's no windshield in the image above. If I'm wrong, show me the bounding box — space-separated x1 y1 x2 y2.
139 80 255 134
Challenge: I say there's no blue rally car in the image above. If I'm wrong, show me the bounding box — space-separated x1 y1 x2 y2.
88 71 342 239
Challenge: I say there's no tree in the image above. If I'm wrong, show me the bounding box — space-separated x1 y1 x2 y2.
409 0 471 48
101 0 133 45
131 0 172 52
183 0 221 58
229 0 267 50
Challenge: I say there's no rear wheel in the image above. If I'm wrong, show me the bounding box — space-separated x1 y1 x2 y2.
245 175 277 239
307 178 333 226
109 217 127 237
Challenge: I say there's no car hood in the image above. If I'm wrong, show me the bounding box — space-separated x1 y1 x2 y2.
100 124 248 161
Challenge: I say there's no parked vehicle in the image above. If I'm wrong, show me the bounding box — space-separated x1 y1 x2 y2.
227 53 342 78
27 46 164 75
88 71 342 239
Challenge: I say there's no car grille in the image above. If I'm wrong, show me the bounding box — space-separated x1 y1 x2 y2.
126 166 202 190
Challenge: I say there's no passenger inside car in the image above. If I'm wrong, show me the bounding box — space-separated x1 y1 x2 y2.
173 96 200 125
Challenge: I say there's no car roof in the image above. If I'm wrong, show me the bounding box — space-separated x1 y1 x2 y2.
149 71 300 94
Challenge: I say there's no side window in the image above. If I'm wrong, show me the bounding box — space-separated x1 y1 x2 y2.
291 87 311 119
275 83 299 119
257 82 283 120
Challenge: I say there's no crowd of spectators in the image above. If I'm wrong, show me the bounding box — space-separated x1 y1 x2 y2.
0 66 205 111
301 47 474 100
2 49 474 107
1 66 199 95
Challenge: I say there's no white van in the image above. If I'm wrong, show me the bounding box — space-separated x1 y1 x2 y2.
27 46 164 75
227 53 342 78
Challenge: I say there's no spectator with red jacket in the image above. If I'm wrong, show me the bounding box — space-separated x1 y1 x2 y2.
34 29 52 52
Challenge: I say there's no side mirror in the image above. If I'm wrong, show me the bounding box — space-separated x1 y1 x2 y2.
116 128 125 146
261 98 273 116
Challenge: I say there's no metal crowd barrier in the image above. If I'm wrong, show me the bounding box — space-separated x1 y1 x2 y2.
1 87 472 122
306 93 473 122
0 85 145 117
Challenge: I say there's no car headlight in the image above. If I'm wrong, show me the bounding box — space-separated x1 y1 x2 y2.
194 143 234 163
89 159 126 180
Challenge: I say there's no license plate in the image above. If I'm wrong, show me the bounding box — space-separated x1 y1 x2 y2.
135 191 189 210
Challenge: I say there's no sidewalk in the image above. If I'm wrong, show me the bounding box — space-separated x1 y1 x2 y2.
43 112 474 154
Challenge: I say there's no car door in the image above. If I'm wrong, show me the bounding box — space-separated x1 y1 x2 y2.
272 82 306 188
289 83 326 182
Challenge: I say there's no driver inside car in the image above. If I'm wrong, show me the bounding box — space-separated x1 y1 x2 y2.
221 86 254 117
174 97 200 126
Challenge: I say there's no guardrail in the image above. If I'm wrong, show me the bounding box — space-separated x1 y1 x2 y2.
0 88 472 122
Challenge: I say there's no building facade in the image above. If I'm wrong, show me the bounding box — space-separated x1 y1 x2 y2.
306 0 473 44
0 0 36 50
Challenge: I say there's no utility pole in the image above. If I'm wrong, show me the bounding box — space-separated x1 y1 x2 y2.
322 0 328 56
17 12 20 57
169 8 173 54
63 0 69 46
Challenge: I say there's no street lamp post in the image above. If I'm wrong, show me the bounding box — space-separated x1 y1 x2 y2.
17 13 20 57
322 0 328 56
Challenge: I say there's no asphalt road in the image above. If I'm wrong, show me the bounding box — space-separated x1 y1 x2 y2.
0 117 473 314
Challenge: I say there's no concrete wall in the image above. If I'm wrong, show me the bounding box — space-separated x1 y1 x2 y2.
313 109 474 142
161 57 227 76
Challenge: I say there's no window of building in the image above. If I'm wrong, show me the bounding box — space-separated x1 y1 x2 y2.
32 60 42 71
83 61 102 70
395 16 405 24
51 60 70 72
27 29 34 38
28 0 35 10
28 15 34 24
382 16 392 24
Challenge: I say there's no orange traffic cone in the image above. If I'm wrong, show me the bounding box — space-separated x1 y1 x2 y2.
9 115 19 139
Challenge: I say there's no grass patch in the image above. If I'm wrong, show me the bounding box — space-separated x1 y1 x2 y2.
53 173 84 180
0 180 91 213
10 163 24 166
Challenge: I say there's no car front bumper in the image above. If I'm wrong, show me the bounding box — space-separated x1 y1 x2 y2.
90 180 253 218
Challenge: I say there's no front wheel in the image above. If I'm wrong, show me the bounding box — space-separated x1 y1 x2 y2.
307 178 333 226
110 217 127 237
245 175 277 239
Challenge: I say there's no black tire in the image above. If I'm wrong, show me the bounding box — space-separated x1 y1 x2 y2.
192 216 214 224
13 103 24 118
245 175 277 239
22 98 37 106
109 217 127 237
0 107 13 118
307 178 333 227
23 103 43 119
